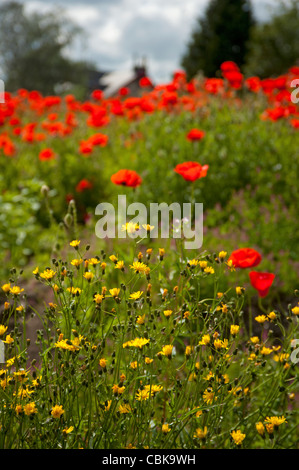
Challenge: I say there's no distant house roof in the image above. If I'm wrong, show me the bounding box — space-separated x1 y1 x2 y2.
88 63 153 98
100 69 139 97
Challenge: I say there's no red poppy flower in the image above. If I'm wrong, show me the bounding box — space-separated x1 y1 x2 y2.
111 169 142 188
76 179 93 192
186 128 205 141
228 248 262 269
220 61 240 73
139 76 153 88
39 148 55 161
119 87 130 96
249 271 275 298
91 89 104 101
174 161 209 182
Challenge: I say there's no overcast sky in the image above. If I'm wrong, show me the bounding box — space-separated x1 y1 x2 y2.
20 0 280 83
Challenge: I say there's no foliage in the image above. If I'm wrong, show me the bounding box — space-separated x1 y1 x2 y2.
0 240 298 449
181 0 255 78
0 1 90 95
245 0 299 78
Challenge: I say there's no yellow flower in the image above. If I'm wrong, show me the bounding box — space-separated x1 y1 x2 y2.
226 259 235 271
99 358 107 368
0 325 8 336
163 309 173 318
199 334 210 346
194 426 208 439
231 429 246 446
112 384 125 395
142 224 154 232
213 338 228 350
115 260 125 270
123 337 150 349
70 240 80 248
158 344 173 359
109 288 120 298
83 271 94 281
188 259 200 267
135 389 150 401
101 262 107 271
145 357 153 365
23 402 38 416
3 334 14 344
235 286 245 296
129 261 148 274
203 388 216 405
198 260 208 269
32 267 39 275
267 311 276 321
121 222 140 234
162 423 171 434
86 258 99 266
118 403 132 414
144 384 163 396
185 345 193 357
102 400 111 412
250 336 260 344
9 286 24 295
109 255 118 263
264 416 287 427
256 422 265 436
255 315 267 324
1 283 11 293
129 291 143 300
130 361 138 370
218 251 227 260
67 287 82 296
260 346 272 355
204 266 214 274
15 404 23 415
51 405 64 419
230 324 240 336
63 426 74 434
94 294 104 305
71 259 83 268
291 306 299 316
136 314 145 325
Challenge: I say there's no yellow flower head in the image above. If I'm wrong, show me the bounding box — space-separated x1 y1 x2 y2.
130 261 148 274
256 422 265 436
230 324 240 336
194 426 208 439
51 405 64 419
255 315 267 324
70 240 80 248
0 325 8 336
159 344 173 359
83 271 94 281
23 402 38 416
129 291 143 300
1 283 11 293
162 423 171 434
163 309 173 318
109 288 120 298
9 286 24 295
231 429 246 446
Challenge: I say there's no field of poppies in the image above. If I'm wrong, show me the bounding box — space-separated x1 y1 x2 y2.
0 61 298 449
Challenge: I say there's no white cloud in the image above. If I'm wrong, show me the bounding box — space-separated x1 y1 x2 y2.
18 0 279 83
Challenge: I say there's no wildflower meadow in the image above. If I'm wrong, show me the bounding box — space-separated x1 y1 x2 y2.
0 63 299 450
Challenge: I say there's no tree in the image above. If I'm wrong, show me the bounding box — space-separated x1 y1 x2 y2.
0 1 90 95
181 0 255 79
244 0 299 78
